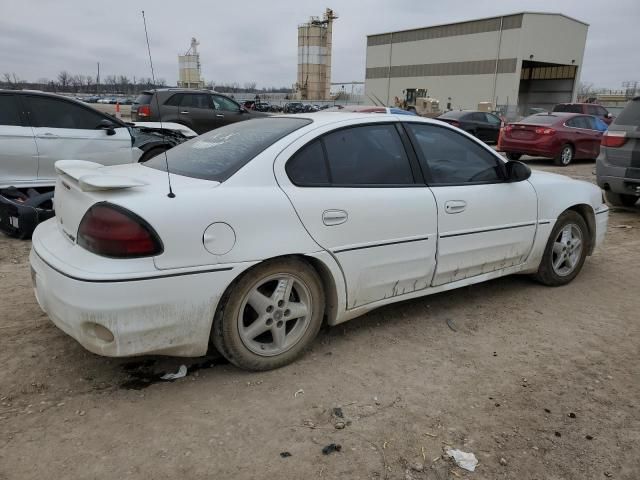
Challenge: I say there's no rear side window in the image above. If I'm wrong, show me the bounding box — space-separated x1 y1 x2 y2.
407 123 503 185
567 116 592 129
181 94 211 109
286 140 329 186
553 104 581 113
485 113 501 125
164 94 183 106
0 95 22 126
614 99 640 126
26 96 108 129
134 93 152 105
323 124 414 185
145 117 312 182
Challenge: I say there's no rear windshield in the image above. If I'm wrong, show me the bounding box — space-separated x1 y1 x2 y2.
553 104 581 113
134 93 152 105
613 99 640 126
439 110 467 119
519 114 559 125
144 117 312 182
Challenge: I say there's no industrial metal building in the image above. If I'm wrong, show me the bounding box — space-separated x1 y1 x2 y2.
177 38 204 89
365 12 588 116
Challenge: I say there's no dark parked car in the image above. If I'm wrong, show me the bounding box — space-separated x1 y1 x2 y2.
553 103 614 125
435 110 502 143
596 96 640 206
500 113 604 166
132 89 266 134
284 102 304 113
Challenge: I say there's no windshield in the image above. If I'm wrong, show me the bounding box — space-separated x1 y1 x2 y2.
144 117 311 182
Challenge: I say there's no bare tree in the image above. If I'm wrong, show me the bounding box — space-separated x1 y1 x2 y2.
244 81 257 91
57 71 71 90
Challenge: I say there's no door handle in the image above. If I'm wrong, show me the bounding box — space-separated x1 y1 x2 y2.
216 114 224 118
444 200 467 214
322 209 348 226
37 133 59 139
180 111 189 114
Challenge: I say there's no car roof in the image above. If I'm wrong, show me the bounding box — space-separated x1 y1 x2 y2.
276 111 441 127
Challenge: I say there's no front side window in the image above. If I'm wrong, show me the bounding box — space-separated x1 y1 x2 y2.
26 96 108 129
470 112 486 122
213 95 241 112
485 113 501 125
406 123 503 185
586 105 599 116
0 94 22 126
323 124 414 185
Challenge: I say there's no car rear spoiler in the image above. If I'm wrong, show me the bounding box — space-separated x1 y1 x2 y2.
54 160 148 191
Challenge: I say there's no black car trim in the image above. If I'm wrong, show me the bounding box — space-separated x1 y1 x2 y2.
33 250 233 283
333 236 430 254
440 222 536 239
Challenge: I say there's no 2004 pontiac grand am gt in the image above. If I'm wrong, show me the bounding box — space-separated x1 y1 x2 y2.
30 113 609 371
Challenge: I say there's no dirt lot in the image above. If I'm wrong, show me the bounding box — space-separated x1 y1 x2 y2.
1 159 638 480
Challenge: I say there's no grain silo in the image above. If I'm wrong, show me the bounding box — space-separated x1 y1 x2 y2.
296 8 338 100
177 38 204 89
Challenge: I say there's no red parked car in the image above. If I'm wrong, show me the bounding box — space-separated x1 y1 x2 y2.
499 113 605 166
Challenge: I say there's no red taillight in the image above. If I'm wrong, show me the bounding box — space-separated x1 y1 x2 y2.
534 127 555 135
77 204 162 258
504 124 514 132
601 131 628 148
137 105 151 117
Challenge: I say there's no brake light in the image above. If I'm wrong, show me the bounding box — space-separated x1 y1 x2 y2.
534 127 555 135
601 131 628 148
137 105 151 117
77 203 162 258
504 124 514 132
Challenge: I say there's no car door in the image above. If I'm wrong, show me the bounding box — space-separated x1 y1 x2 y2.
404 122 538 286
468 112 490 140
276 121 438 308
0 93 39 186
212 95 246 126
177 93 218 134
565 116 596 159
24 95 134 183
583 116 605 158
483 113 502 143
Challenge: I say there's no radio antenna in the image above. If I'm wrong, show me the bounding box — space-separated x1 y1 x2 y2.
142 10 175 198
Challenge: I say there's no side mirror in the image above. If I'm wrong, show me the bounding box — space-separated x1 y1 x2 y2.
606 113 612 119
99 119 116 136
505 160 531 182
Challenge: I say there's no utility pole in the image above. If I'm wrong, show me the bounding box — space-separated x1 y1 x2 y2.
96 62 100 94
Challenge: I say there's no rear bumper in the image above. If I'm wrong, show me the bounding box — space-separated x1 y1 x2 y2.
596 158 640 195
500 136 558 158
30 223 253 357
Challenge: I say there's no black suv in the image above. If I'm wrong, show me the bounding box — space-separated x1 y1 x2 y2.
596 96 640 207
132 89 267 134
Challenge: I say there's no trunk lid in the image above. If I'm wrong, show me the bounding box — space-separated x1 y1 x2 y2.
53 161 219 243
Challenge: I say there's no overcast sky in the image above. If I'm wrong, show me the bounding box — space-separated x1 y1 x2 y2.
1 0 637 89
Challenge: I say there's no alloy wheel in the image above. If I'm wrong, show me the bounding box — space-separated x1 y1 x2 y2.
237 274 312 356
551 223 583 276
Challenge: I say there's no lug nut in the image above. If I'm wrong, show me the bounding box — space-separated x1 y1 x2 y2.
277 300 284 307
284 309 290 316
277 321 284 328
266 318 273 326
266 306 273 313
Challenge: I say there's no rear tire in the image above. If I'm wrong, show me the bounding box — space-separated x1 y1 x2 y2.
554 144 574 166
604 191 638 207
139 146 169 162
211 258 325 371
506 152 522 161
533 211 589 286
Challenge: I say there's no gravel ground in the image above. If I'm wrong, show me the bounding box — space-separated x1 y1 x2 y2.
0 158 638 480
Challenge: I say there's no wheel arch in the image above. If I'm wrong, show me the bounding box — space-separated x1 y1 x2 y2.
566 203 596 255
211 253 341 339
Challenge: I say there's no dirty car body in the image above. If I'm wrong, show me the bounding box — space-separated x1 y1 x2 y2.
30 113 609 370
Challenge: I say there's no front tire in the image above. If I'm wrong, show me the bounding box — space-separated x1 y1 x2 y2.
554 144 574 166
212 258 325 371
534 211 589 286
605 191 638 207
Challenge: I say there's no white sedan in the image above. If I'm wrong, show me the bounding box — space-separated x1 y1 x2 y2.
30 113 609 370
